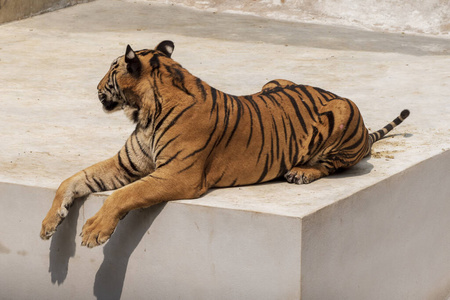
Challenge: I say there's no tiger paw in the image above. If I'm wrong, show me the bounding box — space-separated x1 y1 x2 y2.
80 212 119 248
285 170 313 184
284 166 325 184
40 201 72 240
40 212 64 240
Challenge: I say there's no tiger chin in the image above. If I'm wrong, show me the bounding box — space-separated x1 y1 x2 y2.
40 40 410 247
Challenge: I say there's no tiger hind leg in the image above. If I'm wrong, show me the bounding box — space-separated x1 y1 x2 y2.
284 164 331 184
261 79 295 92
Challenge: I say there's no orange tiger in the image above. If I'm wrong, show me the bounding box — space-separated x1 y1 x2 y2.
40 40 410 247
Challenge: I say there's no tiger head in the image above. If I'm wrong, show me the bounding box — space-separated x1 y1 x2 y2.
97 40 175 121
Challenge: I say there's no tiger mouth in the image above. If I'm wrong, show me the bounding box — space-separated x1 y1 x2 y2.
102 101 119 111
99 92 122 112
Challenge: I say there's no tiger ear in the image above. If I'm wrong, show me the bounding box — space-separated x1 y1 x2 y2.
155 40 174 58
125 45 141 75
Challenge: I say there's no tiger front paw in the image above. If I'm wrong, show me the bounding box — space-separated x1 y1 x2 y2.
40 211 64 240
40 202 72 240
80 212 119 248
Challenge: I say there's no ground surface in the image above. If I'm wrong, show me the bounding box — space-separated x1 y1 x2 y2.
0 0 449 217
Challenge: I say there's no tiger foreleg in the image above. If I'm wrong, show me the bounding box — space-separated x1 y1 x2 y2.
40 156 143 240
80 170 206 248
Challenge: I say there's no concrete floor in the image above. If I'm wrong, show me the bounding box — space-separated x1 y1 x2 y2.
0 0 448 216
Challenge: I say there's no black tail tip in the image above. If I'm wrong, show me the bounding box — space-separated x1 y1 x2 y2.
400 109 410 119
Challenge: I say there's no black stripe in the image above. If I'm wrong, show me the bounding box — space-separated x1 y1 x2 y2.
210 87 218 116
308 126 319 154
158 150 182 168
341 128 366 151
256 154 270 183
311 132 324 158
242 101 254 148
257 95 269 108
264 80 281 89
154 106 176 134
169 66 193 96
92 177 106 191
341 102 358 144
277 152 288 178
196 78 207 100
124 142 140 172
288 120 299 164
262 92 281 107
215 93 231 146
154 103 195 147
85 181 96 193
269 128 275 169
183 108 218 159
245 96 265 162
272 115 281 160
155 135 180 159
114 174 127 187
178 160 196 174
290 86 316 122
314 87 340 101
342 113 361 145
384 123 394 132
371 130 384 142
134 133 152 159
137 49 154 56
117 152 138 179
321 111 335 139
110 179 118 190
225 97 243 147
297 85 320 117
83 170 99 192
281 117 288 143
213 172 226 186
149 54 160 74
280 90 308 134
313 89 328 106
153 95 163 122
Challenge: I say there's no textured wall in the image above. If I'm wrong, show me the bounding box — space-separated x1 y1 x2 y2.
0 0 93 24
149 0 450 35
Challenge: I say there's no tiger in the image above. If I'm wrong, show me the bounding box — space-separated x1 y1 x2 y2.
40 40 410 248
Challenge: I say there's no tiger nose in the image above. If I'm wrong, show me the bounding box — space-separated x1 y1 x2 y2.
98 93 106 103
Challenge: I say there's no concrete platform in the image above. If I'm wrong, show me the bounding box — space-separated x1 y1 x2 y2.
0 0 449 299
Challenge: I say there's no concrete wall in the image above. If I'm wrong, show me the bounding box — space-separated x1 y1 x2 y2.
151 0 450 35
0 0 93 24
0 183 303 299
301 150 450 299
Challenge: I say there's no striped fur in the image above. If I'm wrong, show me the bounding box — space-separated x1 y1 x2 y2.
41 41 410 247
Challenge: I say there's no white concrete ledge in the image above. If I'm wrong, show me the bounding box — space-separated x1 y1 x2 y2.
0 0 449 299
1 151 449 299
